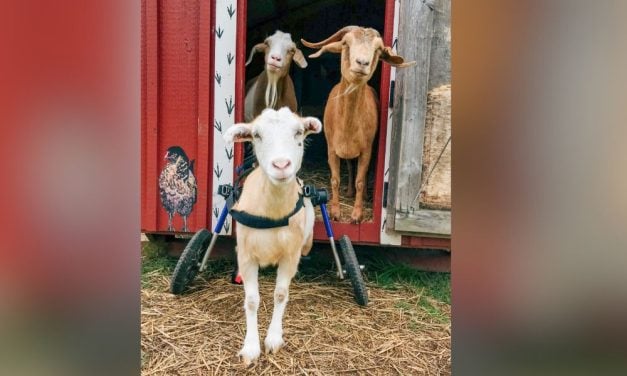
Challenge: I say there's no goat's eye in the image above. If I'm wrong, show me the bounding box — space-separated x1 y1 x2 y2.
295 129 303 137
252 132 261 140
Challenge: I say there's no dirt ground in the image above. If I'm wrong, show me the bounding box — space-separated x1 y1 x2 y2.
141 258 451 375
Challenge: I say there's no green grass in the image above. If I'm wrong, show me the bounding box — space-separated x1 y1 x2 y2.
368 261 450 304
141 240 177 288
141 240 450 322
368 261 451 322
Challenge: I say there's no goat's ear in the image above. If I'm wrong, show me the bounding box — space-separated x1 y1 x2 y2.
303 40 343 59
301 117 322 136
224 123 253 143
293 48 308 68
245 43 267 66
380 47 416 68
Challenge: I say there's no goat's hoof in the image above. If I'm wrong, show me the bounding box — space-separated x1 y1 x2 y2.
330 205 341 221
238 344 261 366
350 209 363 224
264 334 285 354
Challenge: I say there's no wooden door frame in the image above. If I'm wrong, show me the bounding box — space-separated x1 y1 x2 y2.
233 0 396 245
386 0 451 238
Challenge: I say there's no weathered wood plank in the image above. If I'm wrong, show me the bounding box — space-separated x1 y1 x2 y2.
420 84 451 210
395 210 451 237
428 0 451 90
387 0 436 228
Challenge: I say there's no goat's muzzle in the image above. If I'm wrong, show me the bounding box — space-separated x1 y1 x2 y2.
272 158 291 170
266 62 283 72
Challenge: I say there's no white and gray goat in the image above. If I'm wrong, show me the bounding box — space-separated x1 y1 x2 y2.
244 31 308 121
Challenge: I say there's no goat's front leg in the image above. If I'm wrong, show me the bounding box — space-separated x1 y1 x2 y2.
327 149 342 220
238 259 261 365
351 149 372 223
265 255 298 354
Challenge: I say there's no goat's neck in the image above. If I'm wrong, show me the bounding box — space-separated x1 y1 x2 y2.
263 70 285 109
337 78 368 127
238 168 299 218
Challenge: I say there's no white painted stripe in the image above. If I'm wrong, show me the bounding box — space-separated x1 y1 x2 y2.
380 0 402 246
211 0 238 234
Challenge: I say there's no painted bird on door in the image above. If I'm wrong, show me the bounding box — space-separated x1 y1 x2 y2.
159 146 197 232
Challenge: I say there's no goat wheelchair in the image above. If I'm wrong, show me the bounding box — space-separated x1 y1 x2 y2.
169 156 369 306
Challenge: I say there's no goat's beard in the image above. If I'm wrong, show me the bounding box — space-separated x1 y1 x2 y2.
265 71 281 109
331 81 364 101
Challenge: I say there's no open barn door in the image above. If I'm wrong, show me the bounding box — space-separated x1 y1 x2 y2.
243 0 396 245
386 0 451 237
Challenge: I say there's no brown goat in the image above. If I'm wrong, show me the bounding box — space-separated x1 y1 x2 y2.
245 30 307 122
302 26 414 223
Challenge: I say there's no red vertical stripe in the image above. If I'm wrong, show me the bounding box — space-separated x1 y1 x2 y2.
235 0 247 125
195 0 212 230
231 0 247 236
141 0 147 230
144 0 159 230
358 0 396 244
207 0 217 228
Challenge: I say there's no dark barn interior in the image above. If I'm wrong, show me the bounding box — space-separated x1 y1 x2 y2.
245 0 387 222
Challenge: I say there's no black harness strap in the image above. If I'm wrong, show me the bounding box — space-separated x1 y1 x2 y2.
230 194 305 229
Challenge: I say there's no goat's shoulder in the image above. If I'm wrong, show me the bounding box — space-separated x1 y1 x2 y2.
245 74 261 93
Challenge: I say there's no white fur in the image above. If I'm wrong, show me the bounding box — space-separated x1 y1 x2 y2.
264 31 295 110
224 108 322 365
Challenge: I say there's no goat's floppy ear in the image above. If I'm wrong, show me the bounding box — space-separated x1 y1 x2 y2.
380 46 416 68
245 43 267 66
301 117 322 136
293 48 308 68
224 123 253 143
305 41 343 59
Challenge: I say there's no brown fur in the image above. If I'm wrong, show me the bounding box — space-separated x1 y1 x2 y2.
246 72 298 121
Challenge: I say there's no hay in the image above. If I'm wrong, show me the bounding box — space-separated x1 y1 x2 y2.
299 163 375 223
420 84 451 211
141 274 450 375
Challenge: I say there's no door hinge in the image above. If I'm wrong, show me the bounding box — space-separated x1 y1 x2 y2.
383 182 389 208
388 80 395 108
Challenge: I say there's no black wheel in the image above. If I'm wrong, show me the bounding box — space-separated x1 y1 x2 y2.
170 229 211 294
339 235 368 306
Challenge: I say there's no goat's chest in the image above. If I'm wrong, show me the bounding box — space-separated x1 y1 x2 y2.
324 93 378 159
243 227 303 267
327 118 377 159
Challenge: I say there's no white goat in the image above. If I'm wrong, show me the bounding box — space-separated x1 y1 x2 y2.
224 107 322 365
244 31 308 122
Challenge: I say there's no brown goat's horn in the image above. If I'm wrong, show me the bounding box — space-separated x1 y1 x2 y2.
301 26 360 49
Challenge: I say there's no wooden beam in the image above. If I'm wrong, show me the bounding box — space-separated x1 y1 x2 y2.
387 0 437 228
428 0 451 90
395 210 451 237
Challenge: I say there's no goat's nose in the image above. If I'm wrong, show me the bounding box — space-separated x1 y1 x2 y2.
270 54 282 62
272 158 291 170
356 58 369 67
